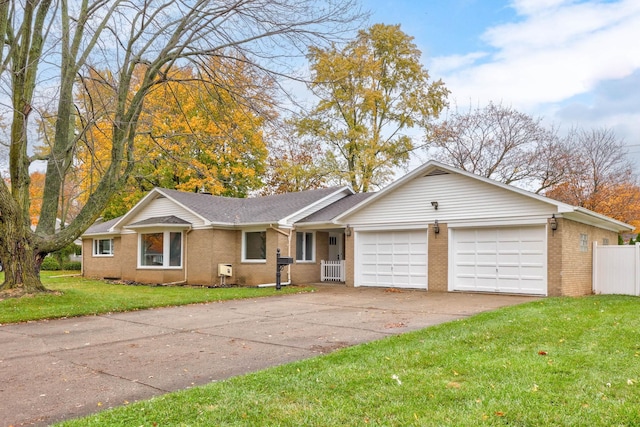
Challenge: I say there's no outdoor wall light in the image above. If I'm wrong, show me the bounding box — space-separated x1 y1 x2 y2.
431 201 439 210
434 220 440 234
345 225 352 237
550 214 558 231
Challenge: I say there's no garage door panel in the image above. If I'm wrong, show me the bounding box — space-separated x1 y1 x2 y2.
356 230 428 289
452 226 546 295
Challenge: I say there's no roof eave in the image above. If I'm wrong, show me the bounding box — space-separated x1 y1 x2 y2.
281 186 354 225
125 223 193 231
565 208 634 233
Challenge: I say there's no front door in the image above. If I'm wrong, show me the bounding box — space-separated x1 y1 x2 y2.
328 232 344 260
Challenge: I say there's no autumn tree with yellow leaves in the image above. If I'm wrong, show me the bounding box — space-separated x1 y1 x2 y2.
0 0 363 295
293 24 449 193
75 60 274 219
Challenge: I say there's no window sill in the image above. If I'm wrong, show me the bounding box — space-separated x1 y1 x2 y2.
137 266 183 270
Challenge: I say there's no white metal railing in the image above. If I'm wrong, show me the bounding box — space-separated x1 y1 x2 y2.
321 260 345 282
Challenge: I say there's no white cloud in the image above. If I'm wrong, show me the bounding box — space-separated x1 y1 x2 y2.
509 0 573 16
429 52 489 74
431 0 640 109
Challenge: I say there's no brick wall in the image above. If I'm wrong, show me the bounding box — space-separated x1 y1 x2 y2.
428 223 448 291
551 218 619 296
82 237 123 279
289 231 327 284
187 229 236 286
345 231 355 287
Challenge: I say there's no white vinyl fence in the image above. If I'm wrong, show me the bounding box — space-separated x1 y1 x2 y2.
593 242 640 296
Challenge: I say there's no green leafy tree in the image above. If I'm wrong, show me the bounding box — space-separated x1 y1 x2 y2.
0 0 363 296
295 23 449 192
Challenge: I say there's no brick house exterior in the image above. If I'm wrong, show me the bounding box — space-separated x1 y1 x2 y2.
82 161 632 296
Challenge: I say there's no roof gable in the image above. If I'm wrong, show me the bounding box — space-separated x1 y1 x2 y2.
336 160 632 232
160 186 353 226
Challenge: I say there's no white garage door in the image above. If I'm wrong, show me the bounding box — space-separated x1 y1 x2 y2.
452 226 546 295
357 230 428 289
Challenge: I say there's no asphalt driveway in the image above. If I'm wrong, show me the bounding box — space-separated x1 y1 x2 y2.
0 286 537 426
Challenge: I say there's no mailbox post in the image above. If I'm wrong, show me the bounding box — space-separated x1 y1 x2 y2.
276 248 293 290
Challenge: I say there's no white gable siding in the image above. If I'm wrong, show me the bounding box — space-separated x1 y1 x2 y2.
286 190 349 224
343 173 553 226
127 197 206 227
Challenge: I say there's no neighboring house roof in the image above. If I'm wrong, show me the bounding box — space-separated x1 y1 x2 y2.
335 160 634 233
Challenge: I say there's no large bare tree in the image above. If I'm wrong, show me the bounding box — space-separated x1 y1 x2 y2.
0 0 364 295
545 127 637 216
428 102 567 193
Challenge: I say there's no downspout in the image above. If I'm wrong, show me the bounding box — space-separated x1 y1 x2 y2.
184 228 192 284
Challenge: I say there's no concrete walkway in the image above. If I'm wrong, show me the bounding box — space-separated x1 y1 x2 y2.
0 286 537 426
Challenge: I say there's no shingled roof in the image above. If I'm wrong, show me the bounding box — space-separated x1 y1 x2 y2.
128 215 192 228
297 192 375 224
156 186 349 224
84 186 355 235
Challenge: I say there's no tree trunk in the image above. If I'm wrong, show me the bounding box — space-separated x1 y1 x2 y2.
0 215 48 296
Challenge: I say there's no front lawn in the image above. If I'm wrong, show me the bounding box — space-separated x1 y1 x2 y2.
0 272 310 324
57 295 640 426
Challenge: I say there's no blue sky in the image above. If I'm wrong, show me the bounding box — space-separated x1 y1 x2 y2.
363 0 640 163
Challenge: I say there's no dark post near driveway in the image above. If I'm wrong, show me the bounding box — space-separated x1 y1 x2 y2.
276 248 293 290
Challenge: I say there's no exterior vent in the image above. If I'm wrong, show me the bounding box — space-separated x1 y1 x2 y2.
425 168 449 177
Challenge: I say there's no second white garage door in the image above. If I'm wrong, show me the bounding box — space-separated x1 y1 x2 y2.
357 230 428 289
451 226 546 295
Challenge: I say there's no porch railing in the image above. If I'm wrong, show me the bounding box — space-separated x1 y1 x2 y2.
321 260 345 282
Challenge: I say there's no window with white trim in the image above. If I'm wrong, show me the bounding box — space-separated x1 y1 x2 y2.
139 231 182 268
296 231 314 261
93 238 114 256
244 230 266 261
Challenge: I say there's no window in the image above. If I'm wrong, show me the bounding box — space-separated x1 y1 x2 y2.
139 231 182 268
296 232 314 261
244 231 266 261
603 238 610 245
580 233 589 252
93 238 113 256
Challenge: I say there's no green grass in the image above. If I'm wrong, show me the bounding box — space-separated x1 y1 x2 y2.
0 272 310 324
57 295 640 426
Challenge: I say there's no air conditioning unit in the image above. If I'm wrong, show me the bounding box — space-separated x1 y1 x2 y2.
218 264 232 277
